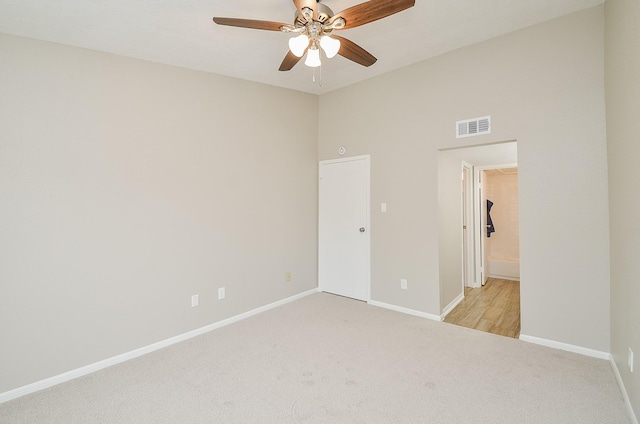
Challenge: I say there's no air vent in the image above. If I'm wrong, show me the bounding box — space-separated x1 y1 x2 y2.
456 116 491 138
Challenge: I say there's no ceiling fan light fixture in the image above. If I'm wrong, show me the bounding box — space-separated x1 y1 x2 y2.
288 33 309 57
320 35 340 59
305 46 321 67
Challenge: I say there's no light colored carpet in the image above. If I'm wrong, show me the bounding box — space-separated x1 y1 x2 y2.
0 293 630 423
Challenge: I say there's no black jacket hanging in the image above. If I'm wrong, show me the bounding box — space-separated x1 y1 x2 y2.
487 199 495 237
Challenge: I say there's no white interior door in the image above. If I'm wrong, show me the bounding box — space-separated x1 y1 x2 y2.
318 155 370 301
473 167 486 287
462 162 474 287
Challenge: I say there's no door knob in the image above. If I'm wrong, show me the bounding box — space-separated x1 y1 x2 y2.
359 227 365 232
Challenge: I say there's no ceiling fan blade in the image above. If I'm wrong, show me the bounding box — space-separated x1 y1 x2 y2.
332 0 415 30
279 50 303 71
213 17 288 31
292 0 318 19
333 35 377 67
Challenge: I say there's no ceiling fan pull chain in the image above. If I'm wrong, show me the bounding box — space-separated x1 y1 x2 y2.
311 65 323 86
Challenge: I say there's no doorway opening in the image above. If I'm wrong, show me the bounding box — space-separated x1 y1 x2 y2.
438 141 520 338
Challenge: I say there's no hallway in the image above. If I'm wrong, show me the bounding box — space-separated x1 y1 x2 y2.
444 278 520 338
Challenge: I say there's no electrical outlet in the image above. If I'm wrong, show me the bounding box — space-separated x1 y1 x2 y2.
629 348 634 373
400 279 408 290
286 272 292 282
191 294 199 308
218 287 225 300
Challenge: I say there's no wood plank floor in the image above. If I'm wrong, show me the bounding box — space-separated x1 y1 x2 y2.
443 277 520 338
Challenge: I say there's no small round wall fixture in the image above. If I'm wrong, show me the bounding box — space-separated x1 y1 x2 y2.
338 146 346 156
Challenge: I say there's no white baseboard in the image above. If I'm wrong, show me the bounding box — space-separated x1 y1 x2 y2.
519 334 610 360
368 300 442 322
0 288 319 404
441 292 465 320
486 274 520 282
609 354 639 424
519 332 639 424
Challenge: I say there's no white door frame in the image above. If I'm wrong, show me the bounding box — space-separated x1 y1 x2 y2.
318 154 371 301
473 163 517 287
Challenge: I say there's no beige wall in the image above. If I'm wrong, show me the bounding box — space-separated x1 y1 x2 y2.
0 34 319 393
319 6 610 351
606 0 640 418
437 151 464 311
485 170 519 262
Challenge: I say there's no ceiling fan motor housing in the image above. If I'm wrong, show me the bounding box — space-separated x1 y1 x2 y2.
295 3 335 27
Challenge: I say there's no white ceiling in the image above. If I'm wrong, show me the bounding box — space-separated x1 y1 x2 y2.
0 0 603 95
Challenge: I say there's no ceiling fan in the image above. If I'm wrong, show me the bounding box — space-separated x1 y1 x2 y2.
213 0 416 71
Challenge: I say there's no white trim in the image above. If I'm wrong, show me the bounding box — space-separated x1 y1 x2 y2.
0 288 319 404
609 354 639 424
318 154 371 165
518 334 610 360
364 156 371 302
441 292 465 320
368 300 442 322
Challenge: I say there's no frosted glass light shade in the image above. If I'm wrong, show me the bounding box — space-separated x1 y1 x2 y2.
320 36 340 59
305 47 321 67
288 34 309 57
